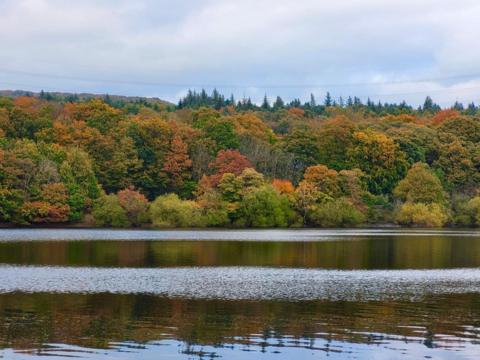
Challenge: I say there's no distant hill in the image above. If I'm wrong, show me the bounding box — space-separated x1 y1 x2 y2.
0 89 173 107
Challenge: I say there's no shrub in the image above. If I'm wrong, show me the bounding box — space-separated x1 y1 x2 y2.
117 188 149 226
92 194 130 227
150 193 203 228
19 201 70 224
465 197 480 226
197 191 230 227
310 198 365 227
455 196 480 226
237 185 298 227
395 202 448 227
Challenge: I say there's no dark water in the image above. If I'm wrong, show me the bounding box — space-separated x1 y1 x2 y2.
0 229 479 359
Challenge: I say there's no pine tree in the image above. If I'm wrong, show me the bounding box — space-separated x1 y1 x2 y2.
466 102 477 115
452 101 464 111
261 94 270 110
423 96 434 112
324 92 332 107
347 96 353 107
273 96 285 110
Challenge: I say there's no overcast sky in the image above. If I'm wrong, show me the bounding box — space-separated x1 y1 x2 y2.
1 0 480 106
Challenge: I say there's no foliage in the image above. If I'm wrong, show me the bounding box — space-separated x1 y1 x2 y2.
117 188 149 226
465 197 480 227
347 130 408 194
395 203 449 227
207 149 252 186
92 194 130 227
162 136 192 190
149 193 203 228
0 91 479 228
394 163 445 204
236 185 297 227
272 179 295 195
310 198 366 227
453 196 480 227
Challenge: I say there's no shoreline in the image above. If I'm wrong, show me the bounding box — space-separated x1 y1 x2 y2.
1 223 479 230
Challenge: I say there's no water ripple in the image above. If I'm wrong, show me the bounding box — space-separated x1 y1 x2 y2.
1 265 479 301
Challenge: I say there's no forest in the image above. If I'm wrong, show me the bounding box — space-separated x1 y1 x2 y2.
0 89 479 228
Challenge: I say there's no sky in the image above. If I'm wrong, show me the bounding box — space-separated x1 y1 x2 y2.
1 0 480 106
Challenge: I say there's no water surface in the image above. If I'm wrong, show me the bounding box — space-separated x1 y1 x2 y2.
0 228 479 359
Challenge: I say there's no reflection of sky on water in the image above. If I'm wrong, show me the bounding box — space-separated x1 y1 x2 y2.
1 228 480 242
2 337 477 360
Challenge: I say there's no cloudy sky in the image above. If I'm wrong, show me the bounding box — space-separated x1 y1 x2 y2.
1 0 480 106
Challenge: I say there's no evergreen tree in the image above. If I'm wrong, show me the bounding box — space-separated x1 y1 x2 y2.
452 101 464 111
347 96 353 107
466 102 477 115
324 92 332 107
423 96 434 112
261 94 270 110
289 98 301 108
273 96 285 110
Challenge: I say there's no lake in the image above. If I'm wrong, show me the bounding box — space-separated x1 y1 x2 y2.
0 229 479 359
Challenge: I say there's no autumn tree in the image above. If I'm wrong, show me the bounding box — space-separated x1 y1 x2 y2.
317 116 356 170
207 149 252 186
348 130 408 194
272 179 295 195
67 99 122 134
394 163 445 204
162 135 193 192
117 188 149 226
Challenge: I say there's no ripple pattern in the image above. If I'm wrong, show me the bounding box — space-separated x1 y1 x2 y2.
1 265 480 301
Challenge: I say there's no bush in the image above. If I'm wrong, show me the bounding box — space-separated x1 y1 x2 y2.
310 198 365 227
465 197 480 226
395 202 449 227
236 185 296 227
117 188 149 226
19 201 70 224
0 188 23 223
454 196 480 226
92 194 130 227
150 193 203 228
197 192 230 227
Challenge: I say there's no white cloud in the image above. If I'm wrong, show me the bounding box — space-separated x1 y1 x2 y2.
0 0 480 106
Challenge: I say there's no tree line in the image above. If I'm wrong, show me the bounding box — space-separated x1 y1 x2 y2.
0 90 479 227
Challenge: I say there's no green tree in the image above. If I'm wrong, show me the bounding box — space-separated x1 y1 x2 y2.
395 202 448 227
92 194 130 227
310 198 365 227
236 185 295 227
394 163 445 204
348 130 408 194
150 193 202 228
204 119 239 151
